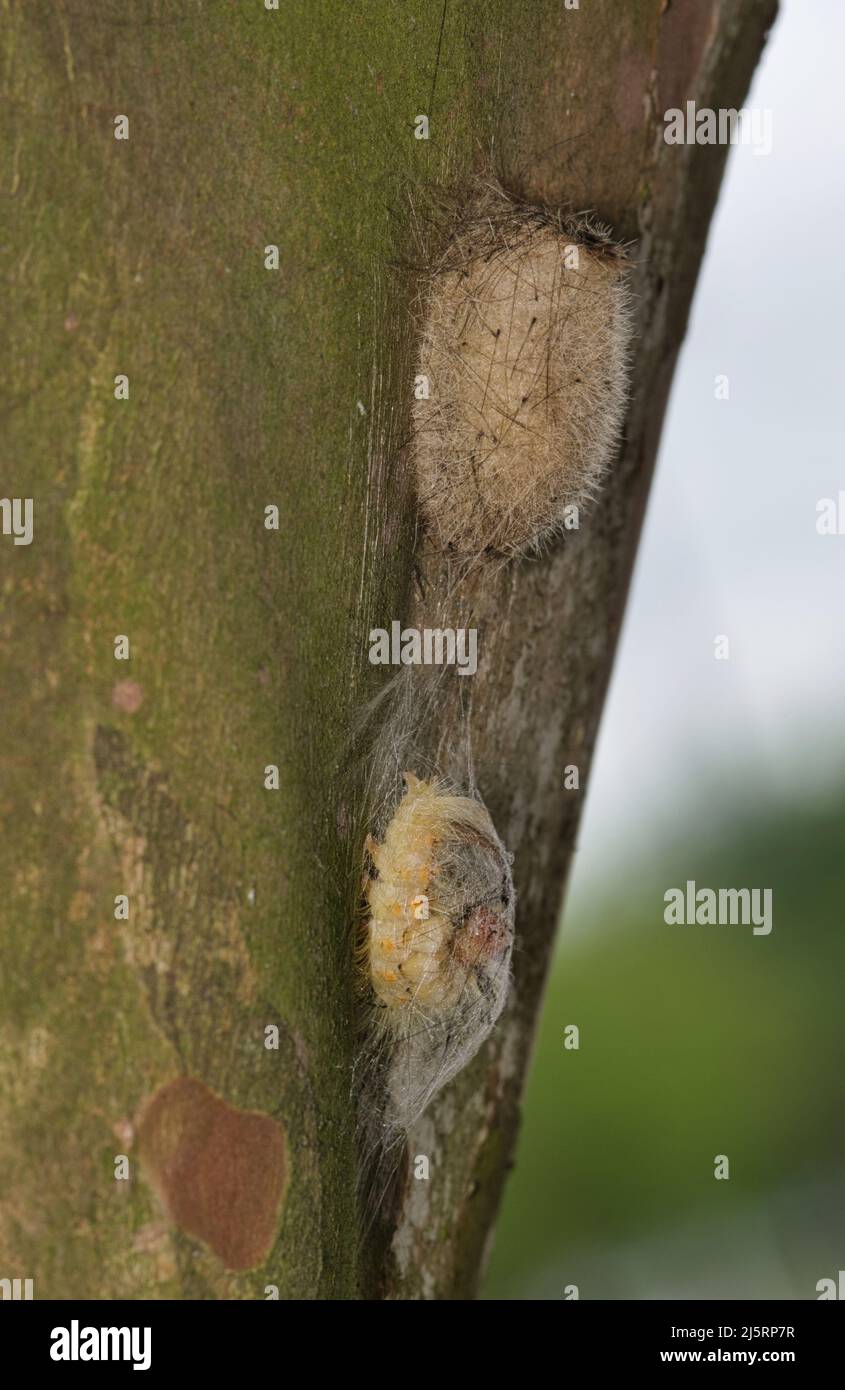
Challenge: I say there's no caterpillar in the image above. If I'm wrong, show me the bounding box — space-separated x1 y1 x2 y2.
361 771 515 1144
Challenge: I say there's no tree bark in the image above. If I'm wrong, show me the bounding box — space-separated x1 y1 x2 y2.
1 0 776 1299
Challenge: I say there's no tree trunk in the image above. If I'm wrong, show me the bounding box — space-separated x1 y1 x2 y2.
1 0 776 1300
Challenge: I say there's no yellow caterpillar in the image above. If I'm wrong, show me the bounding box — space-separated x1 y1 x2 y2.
363 772 514 1136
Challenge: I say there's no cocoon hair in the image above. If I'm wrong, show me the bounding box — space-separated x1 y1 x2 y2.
412 184 633 556
361 771 514 1142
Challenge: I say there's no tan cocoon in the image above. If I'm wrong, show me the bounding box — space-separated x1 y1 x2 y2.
413 188 632 556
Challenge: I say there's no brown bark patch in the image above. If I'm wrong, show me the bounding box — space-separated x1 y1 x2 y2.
111 679 144 713
657 0 720 115
138 1077 288 1272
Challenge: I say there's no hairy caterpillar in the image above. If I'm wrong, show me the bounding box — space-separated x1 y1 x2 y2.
412 182 633 557
361 771 514 1145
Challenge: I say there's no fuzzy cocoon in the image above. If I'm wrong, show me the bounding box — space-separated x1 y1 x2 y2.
412 185 633 557
363 771 514 1135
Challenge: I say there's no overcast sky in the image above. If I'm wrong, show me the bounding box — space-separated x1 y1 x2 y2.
569 0 845 908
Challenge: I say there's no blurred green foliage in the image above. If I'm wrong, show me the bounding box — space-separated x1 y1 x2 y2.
483 787 845 1298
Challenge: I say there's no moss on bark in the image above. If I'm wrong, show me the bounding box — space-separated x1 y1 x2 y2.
0 0 776 1297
